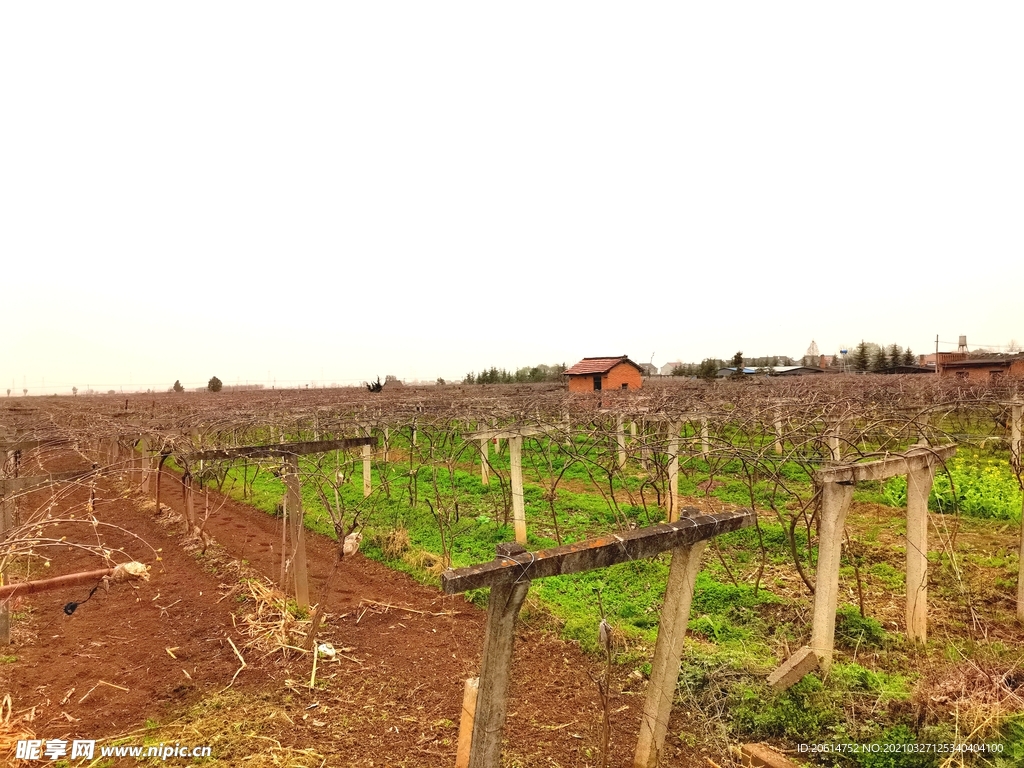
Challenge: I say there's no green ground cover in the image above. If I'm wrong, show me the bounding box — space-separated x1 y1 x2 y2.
168 424 1023 766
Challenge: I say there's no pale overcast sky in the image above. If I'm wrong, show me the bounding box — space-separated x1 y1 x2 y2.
3 3 1022 393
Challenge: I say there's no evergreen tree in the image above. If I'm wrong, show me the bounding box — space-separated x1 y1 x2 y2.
871 347 889 372
207 376 223 392
888 344 902 364
172 380 184 393
852 341 870 371
903 348 916 366
697 359 719 380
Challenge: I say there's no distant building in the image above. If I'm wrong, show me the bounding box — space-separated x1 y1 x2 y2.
937 354 1024 383
564 356 644 393
660 361 683 375
638 363 658 376
717 365 823 378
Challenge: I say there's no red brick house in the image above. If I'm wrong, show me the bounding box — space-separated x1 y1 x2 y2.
937 354 1024 383
564 356 644 393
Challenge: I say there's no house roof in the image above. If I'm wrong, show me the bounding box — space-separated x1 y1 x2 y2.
564 356 643 376
941 356 1022 368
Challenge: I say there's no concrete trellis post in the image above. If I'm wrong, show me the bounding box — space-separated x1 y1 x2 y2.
137 435 149 491
355 423 373 498
667 423 681 522
827 425 842 462
479 439 489 485
462 426 551 545
616 414 627 470
509 436 526 544
467 578 530 768
634 541 707 768
808 480 853 671
905 463 934 642
283 455 311 609
700 416 710 460
362 443 372 498
774 411 784 456
800 445 956 672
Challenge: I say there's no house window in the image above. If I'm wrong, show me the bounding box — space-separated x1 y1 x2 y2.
621 383 628 390
593 375 602 391
991 370 1005 381
955 371 969 381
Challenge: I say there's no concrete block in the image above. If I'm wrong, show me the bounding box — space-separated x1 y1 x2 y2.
766 645 819 692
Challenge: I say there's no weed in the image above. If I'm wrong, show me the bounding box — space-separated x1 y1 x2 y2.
835 605 889 649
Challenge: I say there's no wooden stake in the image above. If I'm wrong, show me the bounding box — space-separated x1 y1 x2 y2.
455 677 479 768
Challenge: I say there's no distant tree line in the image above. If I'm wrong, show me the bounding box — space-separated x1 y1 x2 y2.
671 354 798 380
463 363 567 385
849 342 917 372
665 344 919 379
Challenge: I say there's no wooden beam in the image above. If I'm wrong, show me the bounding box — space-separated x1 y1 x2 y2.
441 509 754 594
812 445 956 484
462 426 551 442
0 469 96 496
180 436 376 462
0 439 70 452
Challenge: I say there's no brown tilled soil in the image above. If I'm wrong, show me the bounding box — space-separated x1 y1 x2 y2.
2 450 715 767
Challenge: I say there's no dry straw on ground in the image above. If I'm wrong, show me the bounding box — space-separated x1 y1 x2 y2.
239 578 313 658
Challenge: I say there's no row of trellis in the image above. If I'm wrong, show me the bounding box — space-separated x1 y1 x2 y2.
2 379 1023 766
